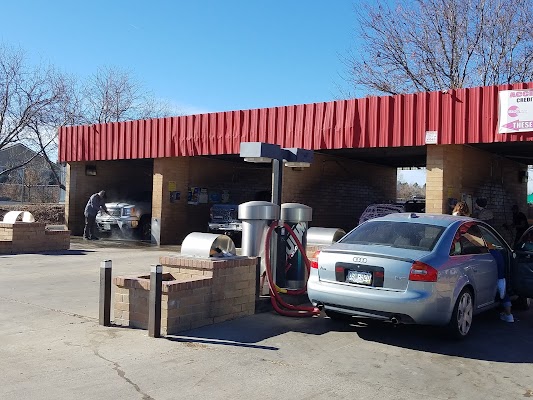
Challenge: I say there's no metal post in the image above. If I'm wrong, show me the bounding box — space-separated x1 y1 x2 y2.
270 158 283 286
99 260 112 326
271 158 283 206
275 226 287 288
148 264 162 338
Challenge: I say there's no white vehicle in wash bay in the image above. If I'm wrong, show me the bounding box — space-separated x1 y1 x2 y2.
307 213 533 338
95 192 152 240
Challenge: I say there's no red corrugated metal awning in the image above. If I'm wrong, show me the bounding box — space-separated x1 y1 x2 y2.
58 82 533 163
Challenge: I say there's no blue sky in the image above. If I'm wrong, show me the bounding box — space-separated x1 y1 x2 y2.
0 0 465 187
1 0 357 114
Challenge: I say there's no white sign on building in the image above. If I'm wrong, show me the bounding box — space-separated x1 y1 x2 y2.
425 131 438 144
498 89 533 133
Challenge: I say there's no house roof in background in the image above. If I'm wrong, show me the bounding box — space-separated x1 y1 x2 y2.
0 143 51 168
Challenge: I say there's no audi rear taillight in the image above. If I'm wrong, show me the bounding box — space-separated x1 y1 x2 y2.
409 261 438 282
310 250 321 269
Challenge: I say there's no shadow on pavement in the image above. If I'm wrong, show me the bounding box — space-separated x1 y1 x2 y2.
0 249 95 257
167 312 332 350
337 307 533 363
171 306 533 363
40 249 96 256
70 236 181 252
164 336 279 351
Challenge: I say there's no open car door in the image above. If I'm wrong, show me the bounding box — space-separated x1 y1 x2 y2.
511 226 533 298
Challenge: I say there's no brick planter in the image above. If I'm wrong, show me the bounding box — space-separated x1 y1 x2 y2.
113 255 258 334
0 222 70 254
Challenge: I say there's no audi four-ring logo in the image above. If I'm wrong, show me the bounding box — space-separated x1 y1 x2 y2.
353 257 367 263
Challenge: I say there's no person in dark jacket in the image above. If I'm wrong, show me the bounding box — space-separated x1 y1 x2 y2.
473 197 494 224
504 205 530 248
84 190 108 240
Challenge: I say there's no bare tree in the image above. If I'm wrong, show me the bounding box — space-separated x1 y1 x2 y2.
79 66 173 124
0 44 69 152
397 181 426 200
0 52 175 194
345 0 533 96
0 44 73 195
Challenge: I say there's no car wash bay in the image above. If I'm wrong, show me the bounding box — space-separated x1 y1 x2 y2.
60 82 533 245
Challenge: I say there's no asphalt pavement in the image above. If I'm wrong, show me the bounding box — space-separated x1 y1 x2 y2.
1 237 533 400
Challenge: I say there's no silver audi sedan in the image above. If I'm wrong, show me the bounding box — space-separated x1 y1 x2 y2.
307 213 533 338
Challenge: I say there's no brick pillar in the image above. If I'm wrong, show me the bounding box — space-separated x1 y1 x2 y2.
65 163 85 236
426 145 460 213
152 157 190 245
426 144 528 214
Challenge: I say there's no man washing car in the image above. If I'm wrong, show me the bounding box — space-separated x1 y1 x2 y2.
84 190 108 240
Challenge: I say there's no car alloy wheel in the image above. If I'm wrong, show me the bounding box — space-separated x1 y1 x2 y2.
449 289 473 338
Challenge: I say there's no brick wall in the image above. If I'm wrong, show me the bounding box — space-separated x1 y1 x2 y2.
152 157 190 244
426 145 457 213
427 145 527 209
0 222 70 254
185 157 271 235
283 153 397 232
68 154 397 243
426 144 528 242
153 156 272 244
69 146 528 246
113 255 257 334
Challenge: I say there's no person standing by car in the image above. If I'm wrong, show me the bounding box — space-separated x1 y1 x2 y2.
84 190 108 240
452 201 471 216
488 246 514 323
473 198 494 224
504 205 529 248
461 228 514 322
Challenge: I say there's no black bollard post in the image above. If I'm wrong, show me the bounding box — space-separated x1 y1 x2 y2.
148 264 162 338
99 260 112 326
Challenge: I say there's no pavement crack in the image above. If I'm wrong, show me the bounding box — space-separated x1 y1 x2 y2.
93 349 155 400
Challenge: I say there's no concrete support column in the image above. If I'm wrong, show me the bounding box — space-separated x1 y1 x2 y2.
152 157 190 245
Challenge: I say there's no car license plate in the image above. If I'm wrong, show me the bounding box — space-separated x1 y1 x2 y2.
347 270 372 285
103 223 111 230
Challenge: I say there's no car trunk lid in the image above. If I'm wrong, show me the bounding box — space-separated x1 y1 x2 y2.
317 244 427 290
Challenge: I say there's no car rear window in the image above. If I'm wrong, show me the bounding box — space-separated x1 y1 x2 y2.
340 221 444 251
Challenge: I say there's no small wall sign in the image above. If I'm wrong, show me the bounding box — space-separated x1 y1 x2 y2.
425 131 438 144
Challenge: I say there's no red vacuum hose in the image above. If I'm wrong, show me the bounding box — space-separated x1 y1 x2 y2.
264 221 320 317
